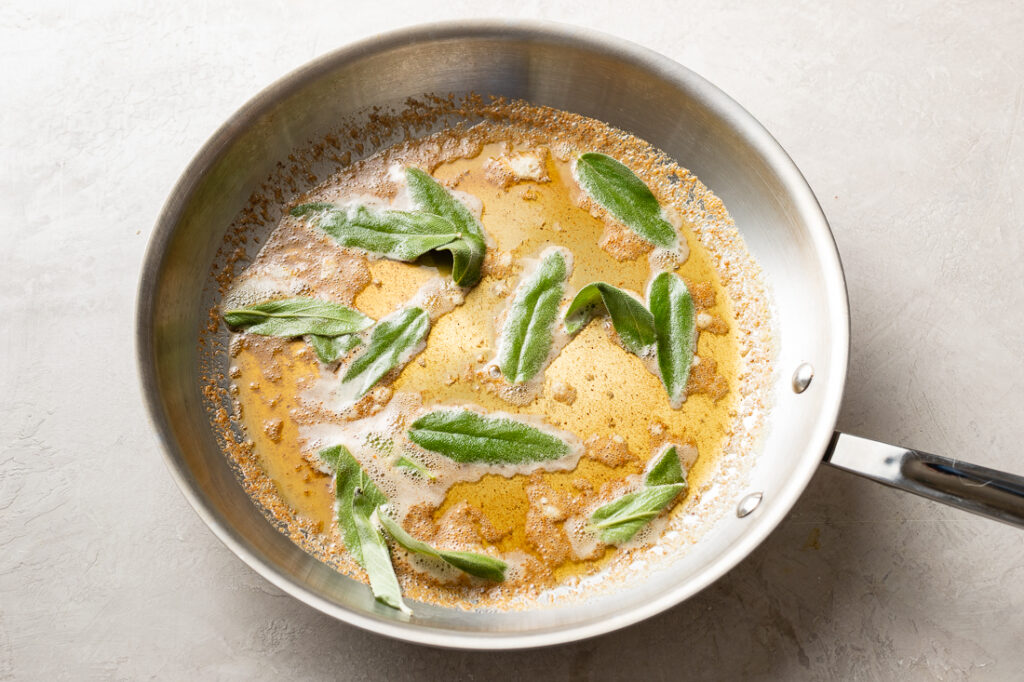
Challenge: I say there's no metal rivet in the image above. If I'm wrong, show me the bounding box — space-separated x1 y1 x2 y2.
736 492 763 518
792 363 814 393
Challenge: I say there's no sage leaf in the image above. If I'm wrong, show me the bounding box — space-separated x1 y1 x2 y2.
353 494 410 614
319 445 409 613
223 297 373 338
496 249 568 384
342 307 430 398
574 153 677 248
434 233 485 287
564 282 656 355
378 512 507 582
319 444 387 567
644 445 685 487
309 333 360 363
590 484 685 544
394 454 435 480
406 168 485 239
406 168 486 286
293 197 484 287
589 446 686 545
408 409 571 465
292 203 459 261
648 272 696 406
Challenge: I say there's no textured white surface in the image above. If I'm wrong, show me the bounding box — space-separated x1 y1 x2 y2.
2 1 1023 679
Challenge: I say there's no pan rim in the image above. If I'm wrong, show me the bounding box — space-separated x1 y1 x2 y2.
136 18 850 650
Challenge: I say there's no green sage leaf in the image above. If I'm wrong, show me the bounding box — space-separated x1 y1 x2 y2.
378 512 507 582
223 297 373 338
406 168 485 240
644 445 685 487
496 249 569 384
319 444 388 567
394 454 435 480
434 233 485 287
319 445 409 613
408 409 571 465
564 282 656 355
352 493 410 614
292 203 459 261
309 333 361 363
590 484 685 544
589 446 686 544
293 196 484 287
648 272 696 406
342 307 430 398
406 168 486 286
574 153 676 248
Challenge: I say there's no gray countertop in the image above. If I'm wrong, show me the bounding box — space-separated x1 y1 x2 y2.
2 1 1022 679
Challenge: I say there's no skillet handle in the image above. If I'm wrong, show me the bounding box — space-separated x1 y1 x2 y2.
824 432 1024 528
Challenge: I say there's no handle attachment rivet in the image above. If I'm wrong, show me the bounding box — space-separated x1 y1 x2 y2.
792 363 814 393
736 492 763 518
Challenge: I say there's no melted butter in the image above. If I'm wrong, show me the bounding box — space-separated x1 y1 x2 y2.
232 339 335 532
354 259 438 320
230 140 741 587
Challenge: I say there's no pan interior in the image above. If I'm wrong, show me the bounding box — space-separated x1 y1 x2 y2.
138 23 848 647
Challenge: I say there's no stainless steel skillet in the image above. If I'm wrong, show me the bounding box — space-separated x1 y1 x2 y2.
136 21 1024 649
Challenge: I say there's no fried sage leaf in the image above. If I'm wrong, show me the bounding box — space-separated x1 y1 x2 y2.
496 249 568 384
309 333 361 363
406 168 486 286
342 307 430 398
353 494 410 614
378 512 507 582
319 445 409 613
564 282 656 355
406 167 485 239
590 446 686 544
648 272 697 406
408 409 571 465
573 152 676 248
223 297 373 338
590 484 685 545
394 454 435 481
644 444 685 487
319 445 388 566
293 199 484 287
292 203 461 260
434 234 485 288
